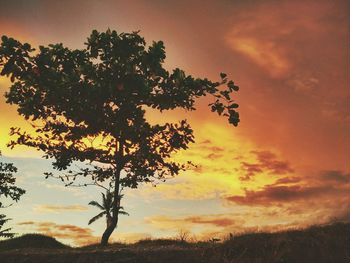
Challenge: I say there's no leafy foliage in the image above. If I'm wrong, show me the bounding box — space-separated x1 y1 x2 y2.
0 214 14 238
0 152 25 238
0 30 239 185
0 152 25 206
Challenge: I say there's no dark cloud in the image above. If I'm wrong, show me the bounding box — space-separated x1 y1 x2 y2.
240 150 294 180
186 216 237 227
253 151 294 174
320 170 350 183
206 146 225 152
226 185 337 206
274 176 301 185
196 139 224 153
206 153 223 160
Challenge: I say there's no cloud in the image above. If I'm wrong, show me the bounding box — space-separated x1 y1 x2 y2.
222 0 350 176
286 75 319 92
33 204 88 213
37 181 87 197
240 150 293 181
320 170 350 183
145 214 242 231
187 216 238 227
18 221 154 245
273 176 301 185
224 167 350 227
240 162 263 181
226 185 329 206
17 221 99 246
205 153 223 160
226 36 290 78
225 180 350 207
253 151 294 174
18 221 35 225
225 0 349 82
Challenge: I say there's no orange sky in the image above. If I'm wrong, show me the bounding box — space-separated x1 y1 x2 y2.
0 0 349 245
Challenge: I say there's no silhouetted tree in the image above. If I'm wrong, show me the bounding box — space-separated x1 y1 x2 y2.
0 29 240 245
0 151 25 238
88 190 128 228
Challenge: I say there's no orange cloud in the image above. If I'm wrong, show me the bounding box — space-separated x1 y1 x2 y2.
226 37 290 78
17 221 99 246
240 150 294 181
33 204 88 213
140 139 292 201
226 185 330 206
145 214 243 231
225 170 350 211
223 0 350 176
17 220 155 245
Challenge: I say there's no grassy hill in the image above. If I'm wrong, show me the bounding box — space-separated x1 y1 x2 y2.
0 222 349 263
0 233 69 251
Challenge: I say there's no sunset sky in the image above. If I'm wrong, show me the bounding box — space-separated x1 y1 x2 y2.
0 0 349 246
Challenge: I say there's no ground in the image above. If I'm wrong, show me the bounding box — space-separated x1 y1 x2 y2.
0 222 349 263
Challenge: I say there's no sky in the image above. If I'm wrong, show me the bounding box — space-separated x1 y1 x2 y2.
0 0 349 246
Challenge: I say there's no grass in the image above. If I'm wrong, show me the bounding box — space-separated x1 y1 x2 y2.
0 233 70 251
0 222 349 262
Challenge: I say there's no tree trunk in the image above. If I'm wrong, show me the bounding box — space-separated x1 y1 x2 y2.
100 171 121 246
100 220 117 246
100 138 123 246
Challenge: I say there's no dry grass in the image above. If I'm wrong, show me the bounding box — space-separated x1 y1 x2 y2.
0 222 349 263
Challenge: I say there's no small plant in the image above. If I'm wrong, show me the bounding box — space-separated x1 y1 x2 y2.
176 229 190 243
88 190 129 228
208 237 221 244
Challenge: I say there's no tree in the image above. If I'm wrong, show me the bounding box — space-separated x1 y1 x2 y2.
0 214 14 238
88 190 128 228
0 29 240 245
0 151 25 238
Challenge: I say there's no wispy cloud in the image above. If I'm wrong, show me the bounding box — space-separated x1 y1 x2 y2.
226 185 331 206
33 204 88 213
226 36 290 78
239 150 293 181
145 214 243 231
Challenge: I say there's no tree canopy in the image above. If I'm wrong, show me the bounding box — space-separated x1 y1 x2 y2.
0 29 240 244
0 152 25 208
0 152 25 238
